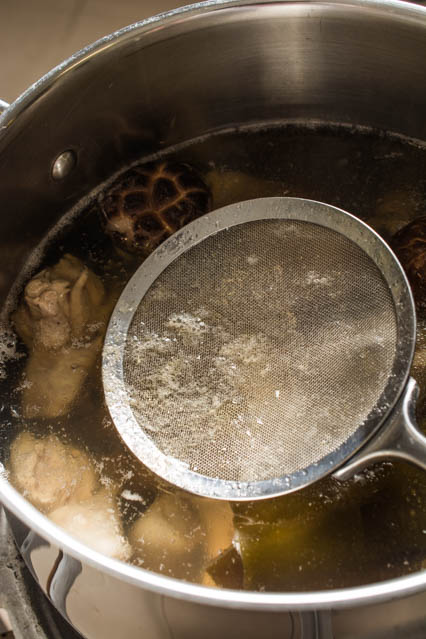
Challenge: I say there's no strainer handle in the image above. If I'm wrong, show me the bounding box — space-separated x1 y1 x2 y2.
333 377 426 480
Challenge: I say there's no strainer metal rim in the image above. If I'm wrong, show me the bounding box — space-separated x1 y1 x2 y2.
102 197 415 500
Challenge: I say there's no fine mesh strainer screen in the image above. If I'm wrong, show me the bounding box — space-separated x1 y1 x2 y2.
121 217 398 486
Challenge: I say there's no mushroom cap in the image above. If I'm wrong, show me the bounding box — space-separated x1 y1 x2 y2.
391 215 426 313
100 161 211 256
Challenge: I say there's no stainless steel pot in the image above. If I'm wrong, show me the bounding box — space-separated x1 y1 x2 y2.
1 1 426 637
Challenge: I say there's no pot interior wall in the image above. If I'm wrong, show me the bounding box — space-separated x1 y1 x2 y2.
0 1 425 301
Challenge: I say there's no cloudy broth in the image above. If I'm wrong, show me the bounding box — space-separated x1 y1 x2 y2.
2 123 426 591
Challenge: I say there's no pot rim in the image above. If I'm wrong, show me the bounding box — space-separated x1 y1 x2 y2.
1 0 426 611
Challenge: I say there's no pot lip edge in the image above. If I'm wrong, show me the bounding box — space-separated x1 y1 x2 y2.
2 475 426 610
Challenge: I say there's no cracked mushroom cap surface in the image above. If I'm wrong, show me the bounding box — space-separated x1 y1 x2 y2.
100 160 211 256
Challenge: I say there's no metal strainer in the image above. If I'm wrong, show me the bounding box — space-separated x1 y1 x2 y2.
103 198 426 500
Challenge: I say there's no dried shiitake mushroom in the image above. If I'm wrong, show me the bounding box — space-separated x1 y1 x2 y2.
391 216 426 313
99 161 211 256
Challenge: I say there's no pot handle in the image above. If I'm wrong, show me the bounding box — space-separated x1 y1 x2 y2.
334 377 426 480
0 99 10 115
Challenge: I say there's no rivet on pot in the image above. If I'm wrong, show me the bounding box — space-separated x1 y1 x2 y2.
51 150 77 180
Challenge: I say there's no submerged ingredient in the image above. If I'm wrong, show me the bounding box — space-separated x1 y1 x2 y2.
129 492 205 579
9 432 98 513
204 168 286 209
13 254 111 418
129 492 235 582
391 216 426 314
49 490 131 561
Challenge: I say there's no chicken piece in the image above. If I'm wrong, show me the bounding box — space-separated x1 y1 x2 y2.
20 346 104 419
129 492 204 579
195 498 235 562
129 491 235 582
13 254 111 418
14 254 105 349
49 491 131 561
369 190 418 240
205 168 285 210
9 432 98 513
201 572 217 587
194 498 236 588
